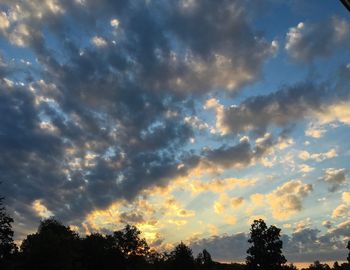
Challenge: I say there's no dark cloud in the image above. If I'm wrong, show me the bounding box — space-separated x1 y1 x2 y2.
211 79 350 135
0 0 278 233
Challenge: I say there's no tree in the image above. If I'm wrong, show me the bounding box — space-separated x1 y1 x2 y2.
20 218 81 270
113 224 150 268
332 261 342 270
168 242 195 269
196 249 213 269
347 240 350 263
246 219 287 270
0 196 16 268
81 233 125 270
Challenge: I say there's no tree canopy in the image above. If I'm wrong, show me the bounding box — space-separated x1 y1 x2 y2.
246 219 287 270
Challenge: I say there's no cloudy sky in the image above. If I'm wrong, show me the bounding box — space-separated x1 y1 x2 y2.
1 0 350 264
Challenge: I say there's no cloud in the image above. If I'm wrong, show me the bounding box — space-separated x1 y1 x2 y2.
91 36 108 47
190 233 249 262
298 148 337 162
190 223 349 263
0 0 283 234
205 81 350 136
190 177 256 194
323 168 347 192
298 164 314 173
305 123 327 138
32 200 53 219
285 17 350 62
342 192 350 204
332 204 348 219
231 197 244 208
266 180 313 220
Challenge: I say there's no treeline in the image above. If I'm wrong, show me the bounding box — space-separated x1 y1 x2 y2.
1 197 350 270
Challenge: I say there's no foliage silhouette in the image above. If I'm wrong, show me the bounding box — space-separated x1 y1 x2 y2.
196 249 214 269
246 219 287 270
0 196 16 269
0 200 349 270
20 218 82 270
0 197 17 269
81 233 125 270
168 242 195 269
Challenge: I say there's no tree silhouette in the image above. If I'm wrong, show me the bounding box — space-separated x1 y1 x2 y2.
0 196 16 269
113 224 150 269
196 249 214 269
332 261 342 270
168 242 195 269
81 233 125 270
246 219 286 270
20 218 81 270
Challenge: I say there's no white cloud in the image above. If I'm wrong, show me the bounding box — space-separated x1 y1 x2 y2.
91 36 108 47
267 180 313 220
0 11 10 30
298 148 337 162
110 18 120 28
305 123 327 138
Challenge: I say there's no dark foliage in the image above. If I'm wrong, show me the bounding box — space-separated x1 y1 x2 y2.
246 219 287 270
0 197 349 270
0 196 17 269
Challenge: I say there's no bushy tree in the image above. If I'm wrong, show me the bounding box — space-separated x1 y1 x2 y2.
168 242 195 269
0 196 16 268
81 233 125 270
113 224 150 268
246 219 286 270
20 218 81 270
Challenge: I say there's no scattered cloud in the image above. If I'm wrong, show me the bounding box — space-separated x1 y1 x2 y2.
266 180 313 220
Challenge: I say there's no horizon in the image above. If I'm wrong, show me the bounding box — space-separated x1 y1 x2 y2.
1 0 350 265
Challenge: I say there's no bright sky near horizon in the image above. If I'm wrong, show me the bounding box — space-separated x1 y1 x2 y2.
1 0 350 265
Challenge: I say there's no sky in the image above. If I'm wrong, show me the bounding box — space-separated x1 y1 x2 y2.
0 0 350 265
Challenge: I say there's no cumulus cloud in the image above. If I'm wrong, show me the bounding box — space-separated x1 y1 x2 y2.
205 81 350 136
266 180 313 220
332 204 348 219
285 17 350 62
323 168 347 192
0 0 283 234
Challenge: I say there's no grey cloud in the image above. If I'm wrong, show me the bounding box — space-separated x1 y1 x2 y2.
215 80 349 135
190 226 349 263
322 168 347 192
285 17 350 62
190 233 249 262
0 0 278 235
119 212 144 224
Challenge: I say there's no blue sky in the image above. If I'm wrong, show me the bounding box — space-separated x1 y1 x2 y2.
1 0 350 264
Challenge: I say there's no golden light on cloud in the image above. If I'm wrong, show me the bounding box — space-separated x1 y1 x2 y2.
266 180 312 220
32 200 53 218
190 177 256 194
